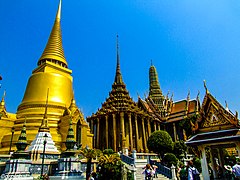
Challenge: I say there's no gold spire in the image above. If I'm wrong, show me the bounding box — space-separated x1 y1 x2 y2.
38 0 68 68
114 34 123 84
39 89 50 132
0 90 6 108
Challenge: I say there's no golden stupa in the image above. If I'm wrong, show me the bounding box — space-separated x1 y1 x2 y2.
0 0 93 153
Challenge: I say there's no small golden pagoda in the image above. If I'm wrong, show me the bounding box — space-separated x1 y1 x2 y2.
0 0 92 153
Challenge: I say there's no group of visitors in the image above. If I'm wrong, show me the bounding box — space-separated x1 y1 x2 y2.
178 159 240 180
179 160 200 180
223 160 240 180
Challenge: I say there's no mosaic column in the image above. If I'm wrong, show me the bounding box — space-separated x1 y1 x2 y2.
128 113 133 151
147 118 151 138
96 118 100 149
154 121 157 131
120 112 125 149
173 123 177 142
112 114 116 152
134 114 139 151
142 117 147 151
105 115 108 149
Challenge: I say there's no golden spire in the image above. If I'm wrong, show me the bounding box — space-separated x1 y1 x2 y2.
38 0 68 68
0 90 6 108
39 89 50 132
114 34 123 84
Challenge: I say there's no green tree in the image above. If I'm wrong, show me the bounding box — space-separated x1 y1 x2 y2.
79 146 101 180
98 152 122 180
147 130 174 159
173 140 188 159
163 153 178 168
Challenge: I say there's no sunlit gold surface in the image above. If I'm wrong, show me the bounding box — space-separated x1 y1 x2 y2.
0 0 93 153
38 0 67 67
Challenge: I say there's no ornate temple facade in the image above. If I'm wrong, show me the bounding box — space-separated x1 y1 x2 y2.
87 38 200 152
87 40 201 152
87 39 151 152
0 1 92 154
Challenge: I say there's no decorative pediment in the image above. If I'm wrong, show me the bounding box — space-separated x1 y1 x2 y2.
199 90 239 131
201 103 230 128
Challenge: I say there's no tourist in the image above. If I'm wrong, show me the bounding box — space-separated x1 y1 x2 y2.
152 162 158 178
179 164 187 180
232 161 240 179
187 160 200 180
142 163 153 180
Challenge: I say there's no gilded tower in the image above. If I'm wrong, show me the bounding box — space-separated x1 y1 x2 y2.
138 63 201 141
0 1 92 153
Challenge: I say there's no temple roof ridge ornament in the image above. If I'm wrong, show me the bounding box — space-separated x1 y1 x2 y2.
203 80 209 94
38 0 68 68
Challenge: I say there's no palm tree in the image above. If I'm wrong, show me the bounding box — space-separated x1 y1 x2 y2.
98 152 122 180
79 146 101 180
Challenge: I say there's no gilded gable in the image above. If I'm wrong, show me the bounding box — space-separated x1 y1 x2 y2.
201 103 230 128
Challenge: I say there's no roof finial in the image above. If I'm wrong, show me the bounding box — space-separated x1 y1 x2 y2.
170 92 174 101
197 90 200 98
225 100 229 111
203 80 208 93
151 59 153 66
187 90 190 102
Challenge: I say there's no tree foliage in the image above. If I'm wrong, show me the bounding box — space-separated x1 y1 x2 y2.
163 153 178 168
79 146 101 180
173 140 188 159
147 130 173 159
98 152 122 180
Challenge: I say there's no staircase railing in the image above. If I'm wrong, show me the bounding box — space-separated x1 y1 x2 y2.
120 153 135 165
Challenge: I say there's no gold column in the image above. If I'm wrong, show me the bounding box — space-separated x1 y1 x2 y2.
142 117 147 151
96 118 100 149
120 112 125 138
173 122 177 141
128 113 133 151
120 112 126 149
90 120 94 134
154 121 157 131
158 123 161 131
112 114 117 152
135 114 139 151
147 118 151 138
105 115 108 149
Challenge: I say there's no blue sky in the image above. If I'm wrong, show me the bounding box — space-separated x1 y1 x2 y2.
0 0 240 118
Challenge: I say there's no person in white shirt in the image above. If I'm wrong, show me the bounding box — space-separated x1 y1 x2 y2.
187 160 200 180
232 161 240 179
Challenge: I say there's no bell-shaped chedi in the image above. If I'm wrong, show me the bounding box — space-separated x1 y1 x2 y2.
0 0 91 153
